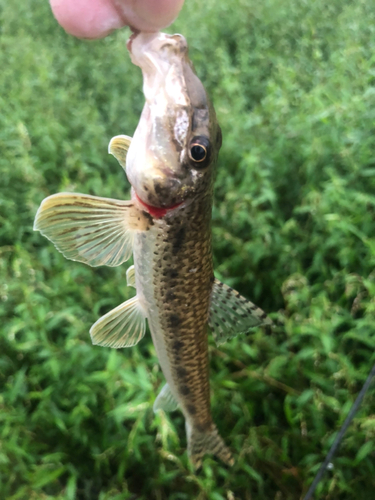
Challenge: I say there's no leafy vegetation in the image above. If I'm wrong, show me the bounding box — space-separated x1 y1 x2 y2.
1 0 375 498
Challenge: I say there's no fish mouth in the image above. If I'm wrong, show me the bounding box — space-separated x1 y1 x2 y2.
134 193 182 218
126 30 139 53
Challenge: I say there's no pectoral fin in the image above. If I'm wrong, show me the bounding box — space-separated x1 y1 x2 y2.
34 193 153 267
153 383 178 413
108 135 132 169
90 295 146 348
208 279 272 345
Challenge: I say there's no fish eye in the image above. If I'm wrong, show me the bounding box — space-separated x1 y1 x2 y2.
190 144 206 162
188 136 210 166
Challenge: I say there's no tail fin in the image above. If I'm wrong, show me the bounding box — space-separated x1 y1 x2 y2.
186 422 234 468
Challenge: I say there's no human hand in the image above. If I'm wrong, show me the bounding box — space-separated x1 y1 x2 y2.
50 0 185 39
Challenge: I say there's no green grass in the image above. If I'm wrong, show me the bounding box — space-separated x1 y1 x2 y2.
1 0 375 498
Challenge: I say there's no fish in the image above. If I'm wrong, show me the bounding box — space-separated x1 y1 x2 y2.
33 31 272 468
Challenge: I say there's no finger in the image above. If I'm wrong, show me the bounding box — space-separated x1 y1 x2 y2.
119 0 185 32
50 0 125 38
49 0 185 39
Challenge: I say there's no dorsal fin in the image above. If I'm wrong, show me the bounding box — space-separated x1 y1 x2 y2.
208 279 272 345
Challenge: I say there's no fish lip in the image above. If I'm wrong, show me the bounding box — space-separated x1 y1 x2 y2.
126 30 139 53
134 193 182 218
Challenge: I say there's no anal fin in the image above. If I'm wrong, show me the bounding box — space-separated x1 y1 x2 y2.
153 383 178 413
209 278 272 345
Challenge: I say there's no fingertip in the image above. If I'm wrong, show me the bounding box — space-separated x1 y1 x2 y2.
49 0 125 39
49 0 185 39
131 0 185 31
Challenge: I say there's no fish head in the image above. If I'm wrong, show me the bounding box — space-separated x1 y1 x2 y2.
126 32 221 210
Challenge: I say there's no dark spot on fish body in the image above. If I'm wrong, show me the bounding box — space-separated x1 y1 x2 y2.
165 289 176 301
179 384 190 396
166 268 178 279
142 210 154 226
195 421 212 433
171 226 186 255
153 178 178 202
187 404 197 416
176 366 187 379
168 314 180 328
172 340 184 352
172 215 182 225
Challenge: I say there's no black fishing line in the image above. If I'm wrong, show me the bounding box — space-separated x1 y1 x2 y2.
303 363 375 500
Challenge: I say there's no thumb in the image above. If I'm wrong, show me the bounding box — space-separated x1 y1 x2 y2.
49 0 184 39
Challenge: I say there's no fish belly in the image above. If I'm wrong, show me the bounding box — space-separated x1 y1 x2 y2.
133 224 178 399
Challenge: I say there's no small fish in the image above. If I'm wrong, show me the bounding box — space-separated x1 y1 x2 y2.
34 32 272 468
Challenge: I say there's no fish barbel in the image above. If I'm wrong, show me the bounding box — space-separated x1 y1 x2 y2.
34 32 272 468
